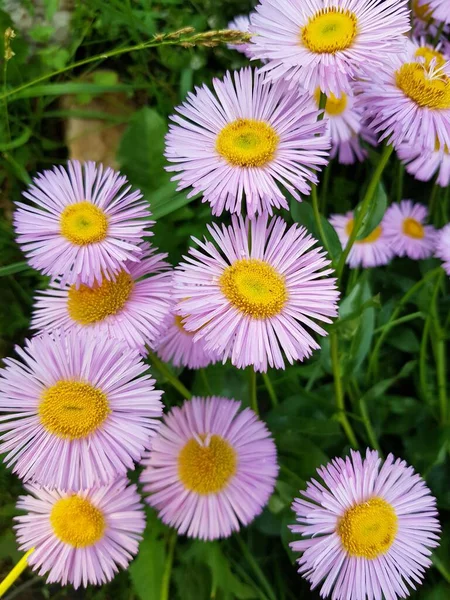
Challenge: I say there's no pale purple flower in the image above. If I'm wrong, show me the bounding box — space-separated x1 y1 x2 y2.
330 126 377 165
384 200 436 260
173 214 339 372
412 0 450 37
250 0 410 97
15 478 145 589
397 141 450 188
428 0 450 24
14 161 151 287
330 211 394 268
227 15 254 58
0 329 163 491
31 243 173 355
290 449 440 600
156 311 219 369
436 224 450 275
165 67 329 218
141 396 278 540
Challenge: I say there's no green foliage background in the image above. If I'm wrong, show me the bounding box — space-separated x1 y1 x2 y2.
0 1 449 599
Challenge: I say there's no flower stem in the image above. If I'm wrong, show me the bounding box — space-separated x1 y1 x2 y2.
330 332 358 448
336 144 394 280
0 549 34 597
148 351 192 399
160 530 177 600
262 371 278 408
430 270 447 424
248 367 258 415
311 184 332 258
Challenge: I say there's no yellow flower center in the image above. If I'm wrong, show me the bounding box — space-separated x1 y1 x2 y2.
338 497 398 559
67 271 134 325
39 381 110 439
314 88 347 116
216 119 279 168
403 217 425 239
301 8 358 54
50 495 106 547
345 219 382 243
413 0 432 20
60 201 108 245
219 258 288 319
178 434 237 494
415 47 446 69
395 63 450 110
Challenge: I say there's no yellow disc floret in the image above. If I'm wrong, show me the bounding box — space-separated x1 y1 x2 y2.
413 0 432 21
68 271 134 325
338 497 398 559
178 434 237 494
60 201 108 245
403 217 425 239
314 88 347 116
219 258 288 319
39 381 110 439
302 8 358 54
216 119 279 168
345 219 382 243
50 495 106 547
396 63 450 110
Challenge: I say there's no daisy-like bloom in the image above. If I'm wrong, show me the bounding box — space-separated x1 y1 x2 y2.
436 224 450 275
359 39 450 151
384 200 436 260
227 15 253 58
31 243 173 354
427 0 450 24
290 449 440 600
397 140 450 187
330 211 394 268
14 161 151 287
0 330 163 491
173 214 339 372
412 0 449 37
15 478 145 589
156 311 218 369
330 125 377 165
316 89 361 145
165 67 329 218
141 396 278 540
250 0 410 97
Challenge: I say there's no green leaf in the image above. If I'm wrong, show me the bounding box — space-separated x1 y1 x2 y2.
355 182 387 240
0 262 31 277
290 200 342 262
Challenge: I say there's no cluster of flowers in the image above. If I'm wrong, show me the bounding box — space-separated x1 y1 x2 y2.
0 0 448 598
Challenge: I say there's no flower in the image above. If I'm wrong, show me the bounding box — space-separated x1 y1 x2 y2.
250 0 410 97
330 211 394 268
156 311 219 369
330 125 377 165
227 15 253 58
0 329 163 491
14 161 151 287
412 0 449 37
290 449 440 600
427 0 450 24
384 200 436 260
14 478 145 589
397 140 450 187
173 214 339 372
436 224 450 275
140 396 278 540
31 243 173 354
165 67 329 218
359 39 450 151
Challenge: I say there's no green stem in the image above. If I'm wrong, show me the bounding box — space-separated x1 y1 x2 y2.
336 144 394 280
200 369 212 395
433 555 450 584
148 351 192 399
236 536 277 600
330 332 358 448
373 311 423 334
431 271 447 424
320 160 331 212
419 315 432 405
311 184 332 258
248 367 258 414
262 371 278 407
160 531 177 600
359 399 382 455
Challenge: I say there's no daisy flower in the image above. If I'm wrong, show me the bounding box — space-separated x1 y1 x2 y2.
165 67 329 218
330 211 394 268
330 125 377 165
156 311 219 369
14 161 151 287
290 449 440 600
227 15 253 58
0 329 163 491
359 39 450 151
15 478 145 589
436 224 450 275
250 0 410 97
317 89 361 144
173 214 339 372
384 200 436 260
397 140 450 187
140 396 278 540
412 0 449 37
31 243 173 354
427 0 450 24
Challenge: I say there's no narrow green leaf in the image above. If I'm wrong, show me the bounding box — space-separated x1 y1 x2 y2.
0 262 30 277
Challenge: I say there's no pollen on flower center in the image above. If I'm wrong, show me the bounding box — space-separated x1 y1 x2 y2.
415 47 446 69
219 258 288 319
216 119 279 168
395 63 450 110
301 8 358 54
345 219 382 243
39 380 110 439
314 88 347 116
68 271 134 325
337 497 398 559
60 201 108 245
403 217 425 239
50 495 106 547
178 434 237 494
